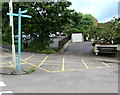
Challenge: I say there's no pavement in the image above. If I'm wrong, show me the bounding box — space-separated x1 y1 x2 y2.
0 41 120 93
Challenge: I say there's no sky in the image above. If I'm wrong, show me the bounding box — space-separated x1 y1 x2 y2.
69 0 119 23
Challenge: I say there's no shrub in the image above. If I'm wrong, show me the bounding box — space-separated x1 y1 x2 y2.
113 37 120 44
66 28 82 35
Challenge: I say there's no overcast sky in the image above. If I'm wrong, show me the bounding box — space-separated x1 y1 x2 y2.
69 0 119 23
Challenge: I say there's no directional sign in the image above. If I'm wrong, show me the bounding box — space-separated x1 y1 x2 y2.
21 10 27 13
7 8 32 71
7 13 32 18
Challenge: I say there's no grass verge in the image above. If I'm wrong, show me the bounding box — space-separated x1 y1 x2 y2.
3 41 56 54
24 47 56 54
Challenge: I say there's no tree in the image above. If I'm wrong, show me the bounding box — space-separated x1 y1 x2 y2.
89 17 120 44
66 12 94 40
2 2 72 50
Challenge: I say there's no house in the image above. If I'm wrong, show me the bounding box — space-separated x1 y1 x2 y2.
93 17 98 26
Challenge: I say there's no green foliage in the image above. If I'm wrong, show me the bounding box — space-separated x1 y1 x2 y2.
89 17 120 44
24 45 56 54
66 28 81 35
2 29 12 43
2 2 95 52
25 67 36 74
114 37 120 44
10 70 17 75
66 12 94 37
2 2 72 51
69 12 94 29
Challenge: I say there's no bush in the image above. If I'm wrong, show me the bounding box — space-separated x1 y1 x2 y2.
113 37 120 44
24 47 56 54
66 28 82 35
92 40 110 46
2 32 12 43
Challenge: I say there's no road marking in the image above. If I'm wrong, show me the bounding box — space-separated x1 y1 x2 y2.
0 55 12 58
0 81 13 95
39 67 50 72
22 60 38 67
24 55 34 61
62 58 65 71
81 60 89 69
22 59 50 72
96 67 106 68
0 66 11 68
0 91 13 94
21 63 26 64
0 62 10 65
0 81 6 87
102 62 110 67
49 65 117 72
9 62 14 67
38 56 48 67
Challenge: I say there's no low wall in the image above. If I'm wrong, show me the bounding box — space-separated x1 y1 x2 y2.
58 35 71 51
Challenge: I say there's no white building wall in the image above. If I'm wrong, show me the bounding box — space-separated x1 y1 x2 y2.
72 33 83 42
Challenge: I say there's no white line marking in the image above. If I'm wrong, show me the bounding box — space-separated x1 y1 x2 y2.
0 81 13 95
0 81 6 87
0 91 13 95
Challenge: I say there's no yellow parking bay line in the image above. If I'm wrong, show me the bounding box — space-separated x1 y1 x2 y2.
0 55 12 58
102 62 110 67
0 66 11 68
81 60 89 69
0 62 10 65
39 67 50 72
62 58 65 71
22 59 38 67
24 55 34 61
38 56 48 67
22 59 50 72
9 62 14 67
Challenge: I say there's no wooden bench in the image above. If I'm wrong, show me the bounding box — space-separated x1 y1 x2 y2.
94 44 119 55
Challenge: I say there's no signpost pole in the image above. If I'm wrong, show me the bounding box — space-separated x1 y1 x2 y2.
7 8 32 72
18 8 21 71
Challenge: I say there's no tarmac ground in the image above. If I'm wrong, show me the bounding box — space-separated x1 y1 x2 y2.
0 42 119 93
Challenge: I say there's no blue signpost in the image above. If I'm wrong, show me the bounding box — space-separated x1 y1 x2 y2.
7 8 32 71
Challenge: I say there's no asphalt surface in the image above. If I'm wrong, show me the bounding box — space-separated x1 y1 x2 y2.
64 42 93 55
0 42 119 93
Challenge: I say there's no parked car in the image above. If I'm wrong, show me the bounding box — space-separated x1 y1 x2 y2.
49 33 56 38
26 33 39 40
14 34 26 41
